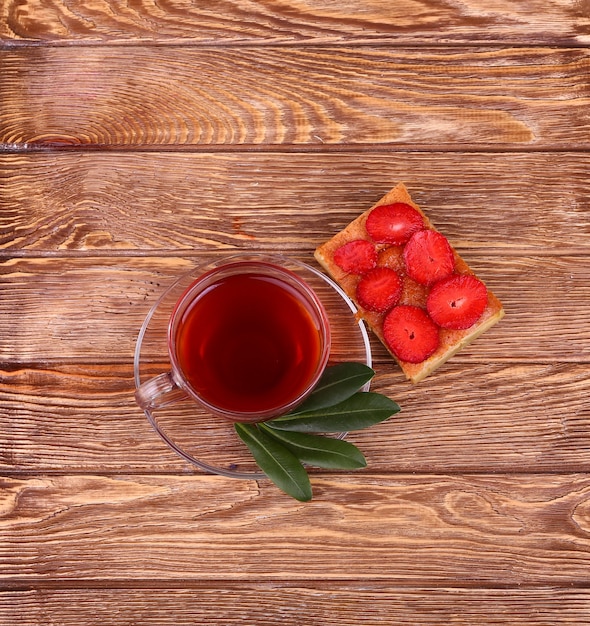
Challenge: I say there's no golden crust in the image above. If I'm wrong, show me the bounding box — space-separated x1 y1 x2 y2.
315 183 505 383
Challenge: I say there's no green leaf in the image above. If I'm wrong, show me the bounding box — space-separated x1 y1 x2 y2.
289 362 375 414
268 392 400 433
234 423 312 502
259 424 367 470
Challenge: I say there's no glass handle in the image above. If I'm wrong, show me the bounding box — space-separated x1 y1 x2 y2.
135 372 188 410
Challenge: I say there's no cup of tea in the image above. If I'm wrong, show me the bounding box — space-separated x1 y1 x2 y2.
135 255 331 423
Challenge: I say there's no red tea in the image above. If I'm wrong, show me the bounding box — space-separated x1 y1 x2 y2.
174 270 324 416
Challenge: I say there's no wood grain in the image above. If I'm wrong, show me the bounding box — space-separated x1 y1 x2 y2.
2 474 590 583
0 0 588 45
2 0 589 618
1 363 589 473
0 256 587 362
1 152 590 254
2 47 589 149
3 587 590 625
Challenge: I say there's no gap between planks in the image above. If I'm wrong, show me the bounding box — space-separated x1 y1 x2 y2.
2 40 589 50
2 579 590 591
3 143 590 154
1 249 588 258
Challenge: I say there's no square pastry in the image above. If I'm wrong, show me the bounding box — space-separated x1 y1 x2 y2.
315 183 504 383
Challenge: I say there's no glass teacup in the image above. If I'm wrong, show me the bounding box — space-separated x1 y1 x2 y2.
135 255 331 423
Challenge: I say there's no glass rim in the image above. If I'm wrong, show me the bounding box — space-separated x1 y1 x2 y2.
166 255 332 422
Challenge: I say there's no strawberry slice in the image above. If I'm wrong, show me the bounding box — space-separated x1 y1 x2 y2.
333 239 377 274
366 202 425 245
427 273 488 329
356 267 402 313
383 305 439 363
403 229 455 286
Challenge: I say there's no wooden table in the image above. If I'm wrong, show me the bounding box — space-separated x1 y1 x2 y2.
1 1 589 623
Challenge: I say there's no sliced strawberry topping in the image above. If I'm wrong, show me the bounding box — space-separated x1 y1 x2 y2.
333 239 377 274
366 202 425 245
383 305 440 363
427 273 488 329
356 267 402 313
403 229 455 286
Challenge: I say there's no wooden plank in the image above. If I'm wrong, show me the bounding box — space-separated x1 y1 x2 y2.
2 47 589 149
1 152 589 254
0 255 587 362
2 587 590 625
1 363 589 473
0 0 587 46
2 474 590 584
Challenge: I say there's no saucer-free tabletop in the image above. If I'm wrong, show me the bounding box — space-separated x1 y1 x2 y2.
1 2 589 624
